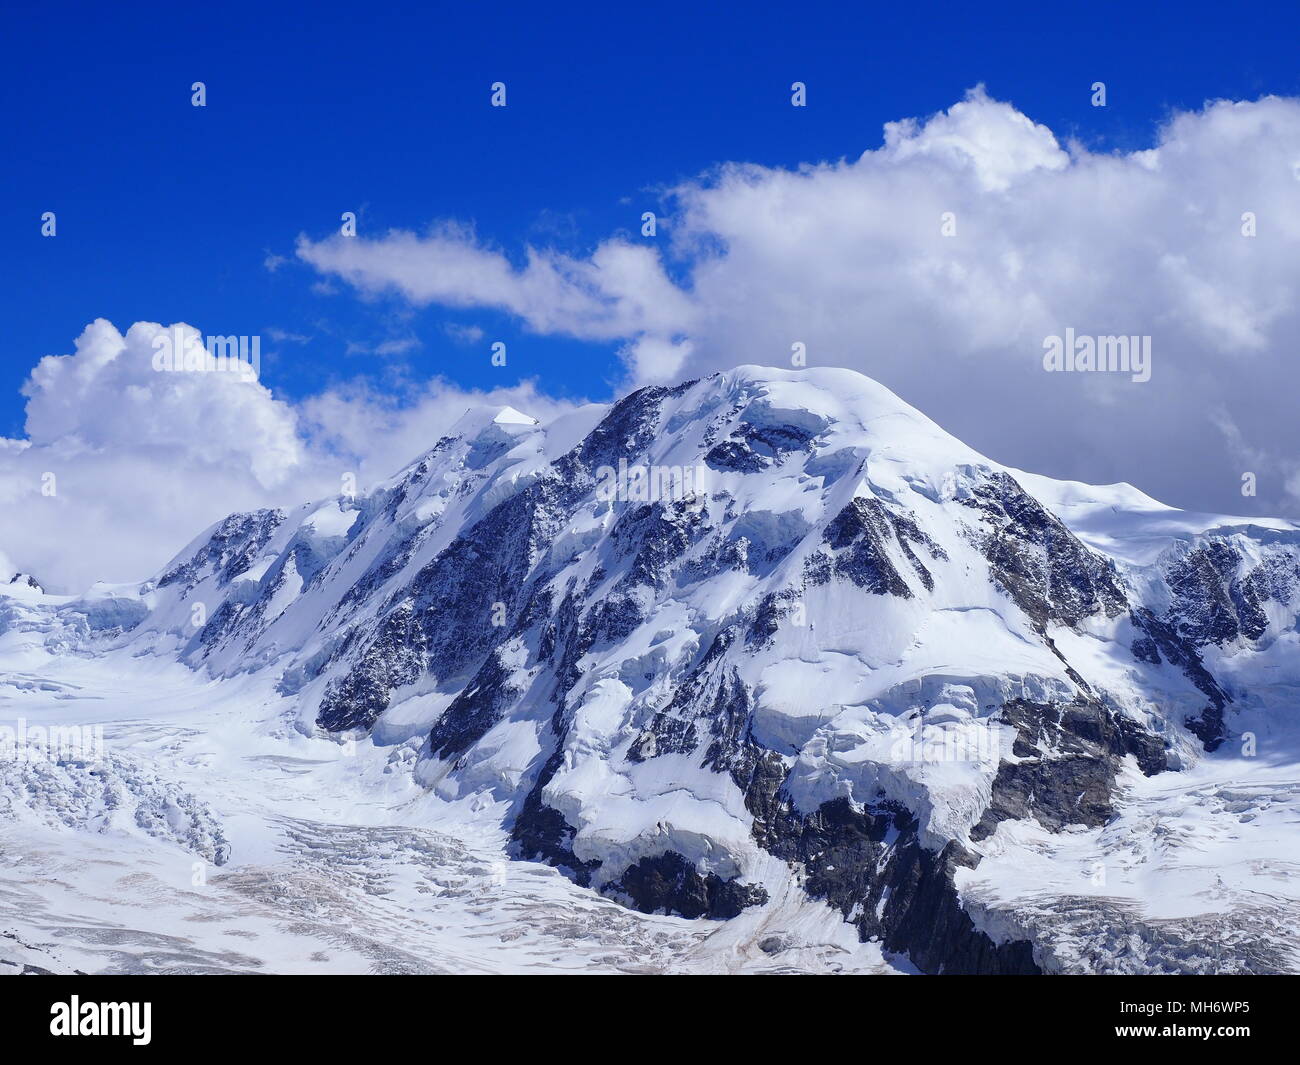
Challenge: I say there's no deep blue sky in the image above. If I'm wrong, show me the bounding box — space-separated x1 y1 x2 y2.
4 0 1299 439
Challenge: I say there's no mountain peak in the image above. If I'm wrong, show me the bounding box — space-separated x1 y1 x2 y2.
6 365 1299 974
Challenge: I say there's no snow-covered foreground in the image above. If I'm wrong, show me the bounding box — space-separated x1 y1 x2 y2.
0 650 898 975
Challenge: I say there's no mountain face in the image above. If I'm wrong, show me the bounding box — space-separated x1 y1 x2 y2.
10 367 1300 973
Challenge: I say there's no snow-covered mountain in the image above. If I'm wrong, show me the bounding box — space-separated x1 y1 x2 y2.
4 366 1299 974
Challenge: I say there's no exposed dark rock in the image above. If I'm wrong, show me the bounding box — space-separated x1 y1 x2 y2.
426 648 522 760
562 383 680 478
705 439 768 473
1184 706 1229 752
511 750 601 886
334 522 433 620
812 497 945 596
628 629 743 762
318 385 698 738
745 588 804 649
192 598 250 659
610 851 769 919
715 687 1169 973
704 419 816 474
1165 540 1278 647
514 620 770 921
582 592 647 649
740 771 1040 974
972 698 1167 841
157 374 1294 973
316 474 572 733
316 600 427 731
157 509 285 591
608 498 709 592
960 471 1126 627
1130 608 1232 751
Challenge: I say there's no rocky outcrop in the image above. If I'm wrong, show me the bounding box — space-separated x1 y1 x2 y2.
609 852 769 920
971 697 1167 840
960 470 1127 627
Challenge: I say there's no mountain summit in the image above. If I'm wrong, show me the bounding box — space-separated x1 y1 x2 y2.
6 366 1300 973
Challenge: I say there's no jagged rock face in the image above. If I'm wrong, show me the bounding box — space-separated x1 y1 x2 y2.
158 510 286 593
1129 607 1233 750
958 470 1127 628
609 852 769 920
1163 539 1299 647
812 497 945 595
971 698 1167 840
753 793 1040 975
704 418 816 474
77 366 1300 974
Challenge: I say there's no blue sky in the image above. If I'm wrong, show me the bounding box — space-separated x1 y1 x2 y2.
5 1 1300 589
7 0 1299 435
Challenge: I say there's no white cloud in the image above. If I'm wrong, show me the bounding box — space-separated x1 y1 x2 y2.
296 375 586 492
0 320 586 593
878 85 1069 191
21 320 304 488
296 224 698 342
266 327 311 344
444 322 486 346
344 335 422 357
10 90 1300 591
301 89 1300 517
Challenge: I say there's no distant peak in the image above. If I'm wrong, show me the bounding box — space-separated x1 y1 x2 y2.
493 405 538 426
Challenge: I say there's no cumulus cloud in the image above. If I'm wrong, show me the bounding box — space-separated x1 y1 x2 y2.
0 320 586 592
295 375 588 491
10 90 1300 590
877 86 1069 191
300 87 1300 518
21 320 305 488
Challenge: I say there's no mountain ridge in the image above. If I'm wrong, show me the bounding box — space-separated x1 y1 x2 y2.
6 365 1299 973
